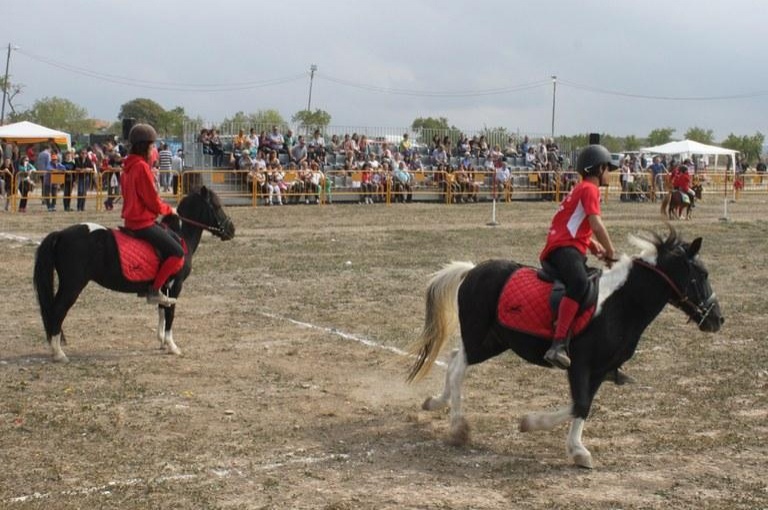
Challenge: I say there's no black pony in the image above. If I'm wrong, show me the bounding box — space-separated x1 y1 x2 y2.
34 186 235 362
407 229 723 468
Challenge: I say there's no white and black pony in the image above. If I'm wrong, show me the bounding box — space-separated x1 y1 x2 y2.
407 229 723 468
34 186 235 362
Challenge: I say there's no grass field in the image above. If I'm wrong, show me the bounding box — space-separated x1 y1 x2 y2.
0 194 766 509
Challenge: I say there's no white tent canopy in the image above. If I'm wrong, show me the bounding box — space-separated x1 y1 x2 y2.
0 121 71 148
641 139 737 159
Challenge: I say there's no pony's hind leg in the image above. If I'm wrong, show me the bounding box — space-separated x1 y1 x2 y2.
519 406 572 432
421 347 470 446
157 306 181 355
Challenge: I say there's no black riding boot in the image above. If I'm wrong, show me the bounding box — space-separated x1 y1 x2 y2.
544 340 571 369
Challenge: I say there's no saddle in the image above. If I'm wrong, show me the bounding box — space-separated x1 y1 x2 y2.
113 227 185 283
496 264 601 339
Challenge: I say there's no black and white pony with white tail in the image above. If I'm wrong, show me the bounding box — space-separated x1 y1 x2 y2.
407 228 723 469
34 186 235 362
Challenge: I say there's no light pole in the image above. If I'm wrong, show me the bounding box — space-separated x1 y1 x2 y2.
550 75 557 139
1 43 18 125
306 64 317 112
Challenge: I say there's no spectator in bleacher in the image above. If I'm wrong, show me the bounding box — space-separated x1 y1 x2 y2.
171 149 184 194
266 164 284 205
290 135 308 166
371 163 387 203
308 129 326 165
329 134 342 157
359 161 373 204
494 159 511 195
520 135 530 155
233 129 246 153
469 135 480 157
308 162 324 204
358 135 371 160
267 126 284 153
380 142 393 165
525 146 537 168
536 138 548 167
432 144 449 168
456 134 470 156
343 134 359 166
253 148 268 172
477 136 490 158
546 138 560 168
248 128 259 153
283 129 296 153
504 137 519 157
399 133 413 163
209 129 224 167
393 160 413 203
490 144 504 169
239 146 254 171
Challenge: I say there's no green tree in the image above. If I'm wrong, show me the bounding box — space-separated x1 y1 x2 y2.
411 117 459 147
16 96 95 134
479 126 509 150
118 98 166 127
157 106 188 138
251 109 287 128
684 127 714 145
624 135 641 151
292 109 331 134
647 127 675 146
721 132 765 164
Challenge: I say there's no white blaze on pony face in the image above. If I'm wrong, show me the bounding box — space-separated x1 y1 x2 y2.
595 235 659 315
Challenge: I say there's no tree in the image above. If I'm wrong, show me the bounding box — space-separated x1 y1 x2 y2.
292 109 331 134
721 132 765 164
684 127 714 145
411 117 459 147
118 98 166 127
624 135 641 151
479 126 509 150
646 127 676 146
0 75 24 121
15 96 95 134
157 106 188 138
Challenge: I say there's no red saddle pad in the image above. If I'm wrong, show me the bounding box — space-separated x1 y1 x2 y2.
496 267 595 339
113 230 161 282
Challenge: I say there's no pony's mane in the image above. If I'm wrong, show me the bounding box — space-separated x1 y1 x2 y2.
596 227 681 314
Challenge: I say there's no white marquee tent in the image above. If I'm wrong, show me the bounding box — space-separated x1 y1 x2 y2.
640 139 738 220
0 121 71 148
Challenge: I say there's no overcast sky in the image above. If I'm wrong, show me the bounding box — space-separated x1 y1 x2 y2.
4 0 767 140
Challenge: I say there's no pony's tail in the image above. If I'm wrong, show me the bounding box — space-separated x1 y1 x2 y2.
660 193 671 218
406 261 475 383
34 231 59 341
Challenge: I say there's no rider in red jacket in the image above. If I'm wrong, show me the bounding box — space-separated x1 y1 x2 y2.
121 124 183 306
672 165 695 206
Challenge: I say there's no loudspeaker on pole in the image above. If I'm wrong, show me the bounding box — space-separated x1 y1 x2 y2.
122 118 136 141
589 133 600 145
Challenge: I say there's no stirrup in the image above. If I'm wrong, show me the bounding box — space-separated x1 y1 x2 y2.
544 342 571 369
146 289 176 307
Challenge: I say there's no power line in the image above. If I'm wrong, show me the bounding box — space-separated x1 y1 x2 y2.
16 49 307 92
558 79 768 101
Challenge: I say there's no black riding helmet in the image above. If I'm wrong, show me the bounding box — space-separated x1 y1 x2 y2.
128 123 157 145
576 144 618 178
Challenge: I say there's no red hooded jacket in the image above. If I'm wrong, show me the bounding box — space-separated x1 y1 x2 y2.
120 154 173 230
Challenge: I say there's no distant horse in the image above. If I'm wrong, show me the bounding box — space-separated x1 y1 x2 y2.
34 186 235 362
661 190 693 220
407 229 723 468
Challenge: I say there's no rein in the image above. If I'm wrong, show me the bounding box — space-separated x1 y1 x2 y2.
632 258 717 327
178 215 226 237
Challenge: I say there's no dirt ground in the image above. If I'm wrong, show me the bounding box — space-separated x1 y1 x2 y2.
1 194 767 509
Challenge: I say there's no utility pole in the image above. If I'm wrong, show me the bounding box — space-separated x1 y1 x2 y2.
550 75 557 139
1 43 17 125
306 64 318 112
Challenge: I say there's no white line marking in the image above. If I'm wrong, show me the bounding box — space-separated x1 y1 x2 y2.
256 310 446 368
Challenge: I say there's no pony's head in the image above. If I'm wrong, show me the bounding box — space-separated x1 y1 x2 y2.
633 228 723 332
177 186 236 241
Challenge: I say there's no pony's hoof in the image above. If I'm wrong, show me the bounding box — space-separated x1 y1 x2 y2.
447 417 470 446
422 397 447 411
519 415 534 433
572 452 593 469
52 354 70 363
166 346 182 356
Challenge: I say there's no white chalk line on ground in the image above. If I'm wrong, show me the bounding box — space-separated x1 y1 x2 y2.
256 310 447 369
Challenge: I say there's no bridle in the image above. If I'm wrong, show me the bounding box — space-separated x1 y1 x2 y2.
633 258 718 327
177 196 231 238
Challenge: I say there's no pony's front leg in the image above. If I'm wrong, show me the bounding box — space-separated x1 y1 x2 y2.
566 418 592 469
422 349 459 411
157 306 181 355
49 333 69 363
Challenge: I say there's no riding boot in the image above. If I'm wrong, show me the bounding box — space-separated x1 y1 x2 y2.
545 296 580 369
147 256 184 306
